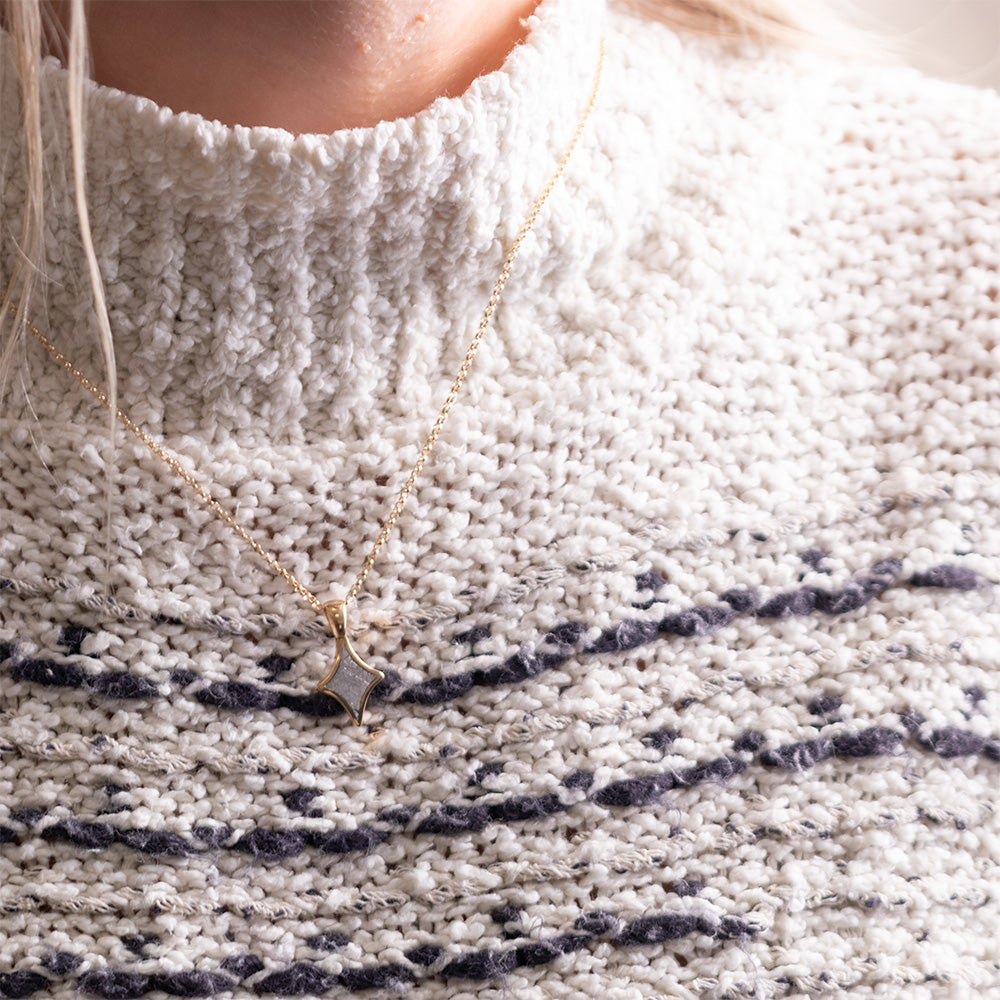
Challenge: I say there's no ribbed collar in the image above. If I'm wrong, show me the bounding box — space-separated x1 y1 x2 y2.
3 0 605 445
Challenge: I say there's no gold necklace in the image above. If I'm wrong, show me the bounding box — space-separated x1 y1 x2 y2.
25 43 603 727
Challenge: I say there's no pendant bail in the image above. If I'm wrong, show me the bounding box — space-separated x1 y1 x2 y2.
324 599 349 639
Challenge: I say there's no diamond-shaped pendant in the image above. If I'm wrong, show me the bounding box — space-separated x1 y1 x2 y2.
317 600 384 726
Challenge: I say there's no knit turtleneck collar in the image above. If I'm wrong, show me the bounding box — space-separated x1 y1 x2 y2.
5 0 605 445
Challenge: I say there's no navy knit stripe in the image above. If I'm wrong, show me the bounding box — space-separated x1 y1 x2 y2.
6 656 159 699
400 559 908 705
7 720 996 862
0 972 49 1000
0 905 760 997
6 558 979 717
75 970 238 998
41 954 82 976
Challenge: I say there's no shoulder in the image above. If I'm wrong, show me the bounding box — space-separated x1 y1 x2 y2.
597 4 1000 309
603 1 1000 167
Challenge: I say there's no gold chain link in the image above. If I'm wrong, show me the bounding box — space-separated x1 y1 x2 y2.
24 40 604 618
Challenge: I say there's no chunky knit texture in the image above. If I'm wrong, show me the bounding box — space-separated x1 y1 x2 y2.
2 1 1000 997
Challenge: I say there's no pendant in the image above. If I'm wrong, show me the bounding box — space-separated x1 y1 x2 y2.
317 600 385 726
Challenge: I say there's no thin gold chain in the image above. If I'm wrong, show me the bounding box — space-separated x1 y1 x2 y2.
25 40 604 618
23 323 328 610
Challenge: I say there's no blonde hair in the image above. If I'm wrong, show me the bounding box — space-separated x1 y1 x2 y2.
1 0 116 423
622 0 863 50
0 0 876 416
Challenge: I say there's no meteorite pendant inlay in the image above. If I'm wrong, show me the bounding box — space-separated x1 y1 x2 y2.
317 600 385 726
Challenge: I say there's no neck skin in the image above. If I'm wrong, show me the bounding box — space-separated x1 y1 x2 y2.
55 0 540 134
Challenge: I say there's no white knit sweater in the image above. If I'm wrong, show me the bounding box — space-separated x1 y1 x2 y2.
2 1 1000 997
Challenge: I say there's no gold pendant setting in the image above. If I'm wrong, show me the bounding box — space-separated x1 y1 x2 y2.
317 600 385 726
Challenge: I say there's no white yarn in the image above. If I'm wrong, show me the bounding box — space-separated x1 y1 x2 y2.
1 0 999 996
